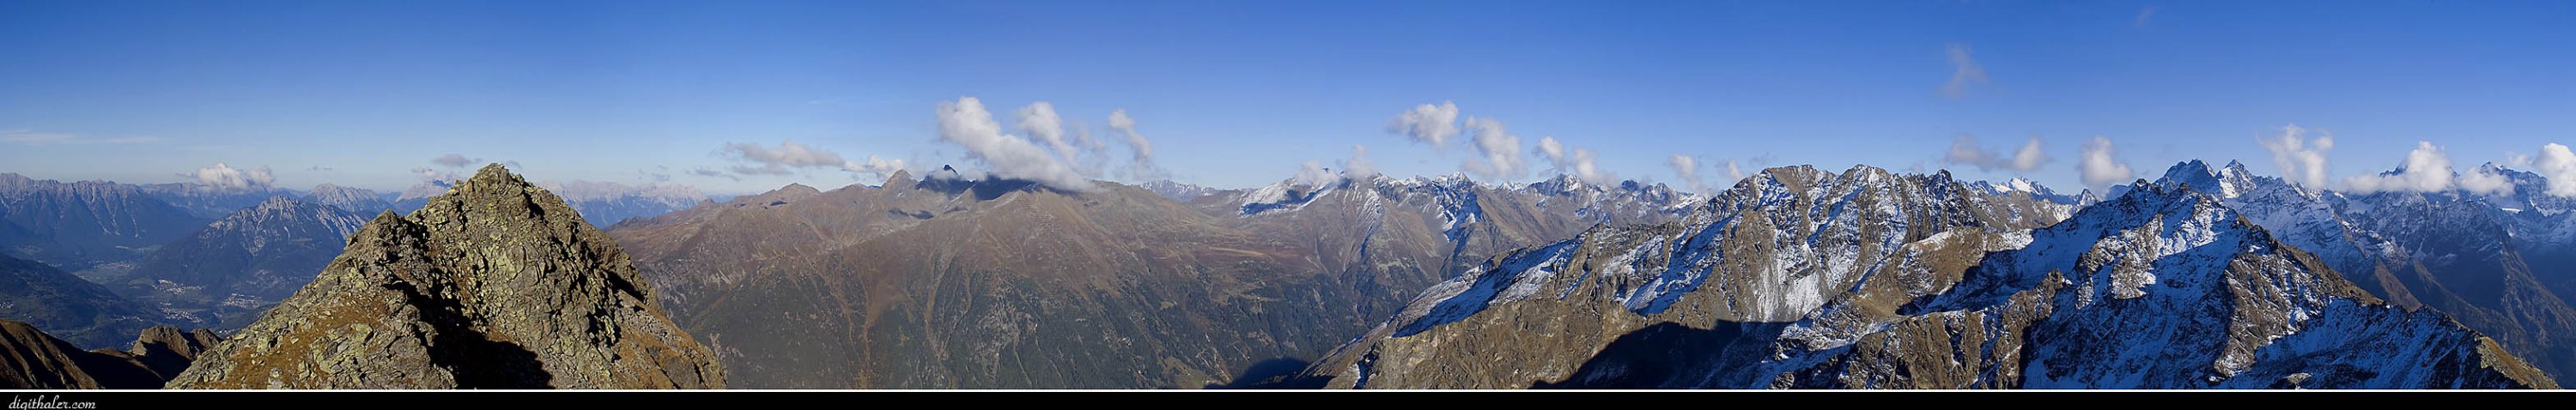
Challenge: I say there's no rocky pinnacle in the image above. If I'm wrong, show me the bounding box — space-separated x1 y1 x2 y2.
167 164 724 389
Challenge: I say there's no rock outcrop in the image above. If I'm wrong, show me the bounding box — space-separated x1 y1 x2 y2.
167 164 723 389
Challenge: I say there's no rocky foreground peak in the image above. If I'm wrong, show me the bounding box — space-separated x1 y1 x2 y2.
167 164 723 389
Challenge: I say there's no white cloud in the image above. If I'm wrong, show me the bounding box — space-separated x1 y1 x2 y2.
1107 109 1166 180
689 168 742 182
2458 166 2514 196
183 163 275 190
1387 101 1461 146
720 140 907 179
2135 6 2159 27
851 155 908 180
721 140 848 175
1 130 161 146
2535 143 2576 197
1016 102 1076 161
1944 43 1990 99
2342 141 2511 195
1721 159 1748 186
1459 116 1528 181
1943 134 2049 172
1534 136 1617 185
1341 144 1378 181
432 154 483 168
935 97 1095 191
2077 136 2136 190
1668 154 1705 194
1293 160 1336 187
2257 124 2334 189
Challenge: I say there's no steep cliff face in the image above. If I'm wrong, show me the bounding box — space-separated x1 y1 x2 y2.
1309 167 2550 389
167 164 723 389
0 320 218 389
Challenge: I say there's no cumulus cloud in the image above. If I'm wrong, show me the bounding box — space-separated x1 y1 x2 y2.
2257 124 2334 189
720 140 908 179
1107 109 1166 180
2458 166 2514 196
1387 101 1462 146
1 130 161 146
1534 136 1618 185
722 141 848 174
935 97 1095 191
183 163 276 190
1341 144 1378 181
2345 141 2512 195
1459 117 1528 181
1016 102 1076 161
432 154 483 168
1943 43 1990 99
690 168 742 182
1721 159 1748 186
1943 134 2049 172
2535 143 2576 197
1668 154 1705 194
2077 136 2136 190
1293 160 1336 187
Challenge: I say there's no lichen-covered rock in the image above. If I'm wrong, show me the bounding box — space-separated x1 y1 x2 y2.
167 164 723 389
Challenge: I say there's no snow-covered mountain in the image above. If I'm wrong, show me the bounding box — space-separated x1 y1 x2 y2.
1519 174 1701 226
2148 160 2576 380
1302 165 2549 389
536 180 708 228
0 173 207 269
136 183 291 220
301 184 391 214
1139 180 1224 202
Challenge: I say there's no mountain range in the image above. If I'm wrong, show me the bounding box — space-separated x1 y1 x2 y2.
0 159 2571 389
1301 165 2552 389
603 166 1701 388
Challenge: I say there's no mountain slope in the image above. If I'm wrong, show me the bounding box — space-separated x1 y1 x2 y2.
2151 160 2576 381
0 320 220 389
167 164 723 389
304 184 392 214
608 169 1698 389
0 254 161 349
110 196 370 330
1307 166 2549 389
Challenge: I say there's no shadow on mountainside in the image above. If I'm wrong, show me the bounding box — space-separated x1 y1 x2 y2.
1204 357 1330 389
386 280 553 389
1533 321 1789 389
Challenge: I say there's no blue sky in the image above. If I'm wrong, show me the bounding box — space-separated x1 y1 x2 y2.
2 0 2570 195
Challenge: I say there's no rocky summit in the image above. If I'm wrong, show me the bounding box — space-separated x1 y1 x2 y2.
167 164 723 389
